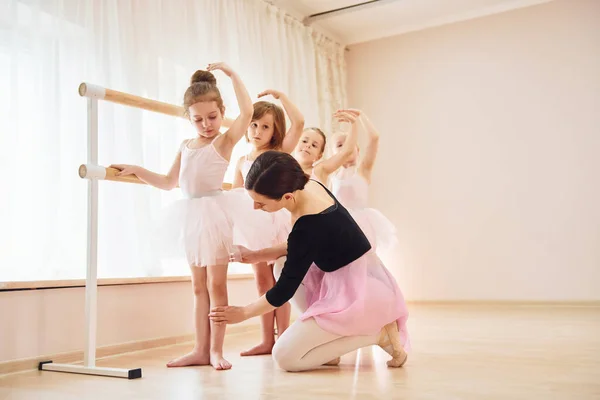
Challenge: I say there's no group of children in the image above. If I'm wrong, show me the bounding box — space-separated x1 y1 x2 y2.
110 62 398 371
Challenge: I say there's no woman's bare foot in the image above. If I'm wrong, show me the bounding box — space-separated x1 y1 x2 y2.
166 349 210 367
240 342 274 357
210 351 232 370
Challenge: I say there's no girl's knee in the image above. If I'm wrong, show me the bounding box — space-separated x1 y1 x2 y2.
190 267 207 296
207 268 227 292
207 281 227 300
192 279 207 296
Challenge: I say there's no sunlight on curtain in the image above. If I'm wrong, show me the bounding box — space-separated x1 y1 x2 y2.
0 0 346 281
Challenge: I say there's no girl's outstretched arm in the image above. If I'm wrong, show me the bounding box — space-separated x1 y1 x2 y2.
313 109 361 182
357 112 380 183
207 62 253 151
258 90 305 154
110 142 184 190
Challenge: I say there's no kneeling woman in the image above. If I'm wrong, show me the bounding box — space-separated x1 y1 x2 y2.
209 117 408 372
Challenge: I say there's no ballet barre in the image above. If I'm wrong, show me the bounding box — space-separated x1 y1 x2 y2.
43 82 238 380
78 164 145 185
78 82 234 126
78 83 187 119
78 163 232 190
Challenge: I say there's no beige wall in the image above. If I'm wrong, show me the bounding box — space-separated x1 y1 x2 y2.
347 0 600 301
0 279 260 363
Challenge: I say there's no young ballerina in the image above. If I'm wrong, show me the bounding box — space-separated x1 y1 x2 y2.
292 122 358 185
110 62 253 370
231 90 304 356
328 110 397 256
209 117 409 372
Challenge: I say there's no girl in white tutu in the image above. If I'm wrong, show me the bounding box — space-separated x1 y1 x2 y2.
231 91 305 356
328 110 398 256
110 62 253 370
292 121 358 185
292 110 396 256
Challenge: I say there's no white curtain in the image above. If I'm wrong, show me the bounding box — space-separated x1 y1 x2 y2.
0 0 346 281
313 31 348 136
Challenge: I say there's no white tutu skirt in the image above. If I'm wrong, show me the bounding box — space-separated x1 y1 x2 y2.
229 188 291 254
347 208 398 256
155 191 241 267
155 189 292 267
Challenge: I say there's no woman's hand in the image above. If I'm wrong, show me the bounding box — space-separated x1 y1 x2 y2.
209 306 248 325
109 164 140 177
230 245 263 264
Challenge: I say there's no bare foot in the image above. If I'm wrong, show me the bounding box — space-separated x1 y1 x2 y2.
210 351 232 370
166 349 209 367
323 357 341 366
240 342 274 357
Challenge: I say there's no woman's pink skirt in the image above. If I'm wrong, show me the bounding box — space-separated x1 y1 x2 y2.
299 251 409 348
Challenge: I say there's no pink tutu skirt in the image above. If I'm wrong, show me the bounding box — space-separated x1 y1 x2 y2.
229 188 291 252
300 251 409 347
347 208 398 256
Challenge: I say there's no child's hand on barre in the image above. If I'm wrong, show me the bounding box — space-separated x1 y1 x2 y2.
109 164 140 177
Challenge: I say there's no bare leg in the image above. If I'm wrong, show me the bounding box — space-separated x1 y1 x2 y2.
241 262 276 356
167 266 210 367
207 264 232 370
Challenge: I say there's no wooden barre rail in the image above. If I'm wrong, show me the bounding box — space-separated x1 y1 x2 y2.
78 164 145 184
78 82 233 128
78 164 232 190
63 80 246 380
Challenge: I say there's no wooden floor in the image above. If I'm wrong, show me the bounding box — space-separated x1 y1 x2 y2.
1 305 599 399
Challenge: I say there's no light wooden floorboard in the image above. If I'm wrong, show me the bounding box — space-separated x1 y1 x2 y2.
1 304 599 399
